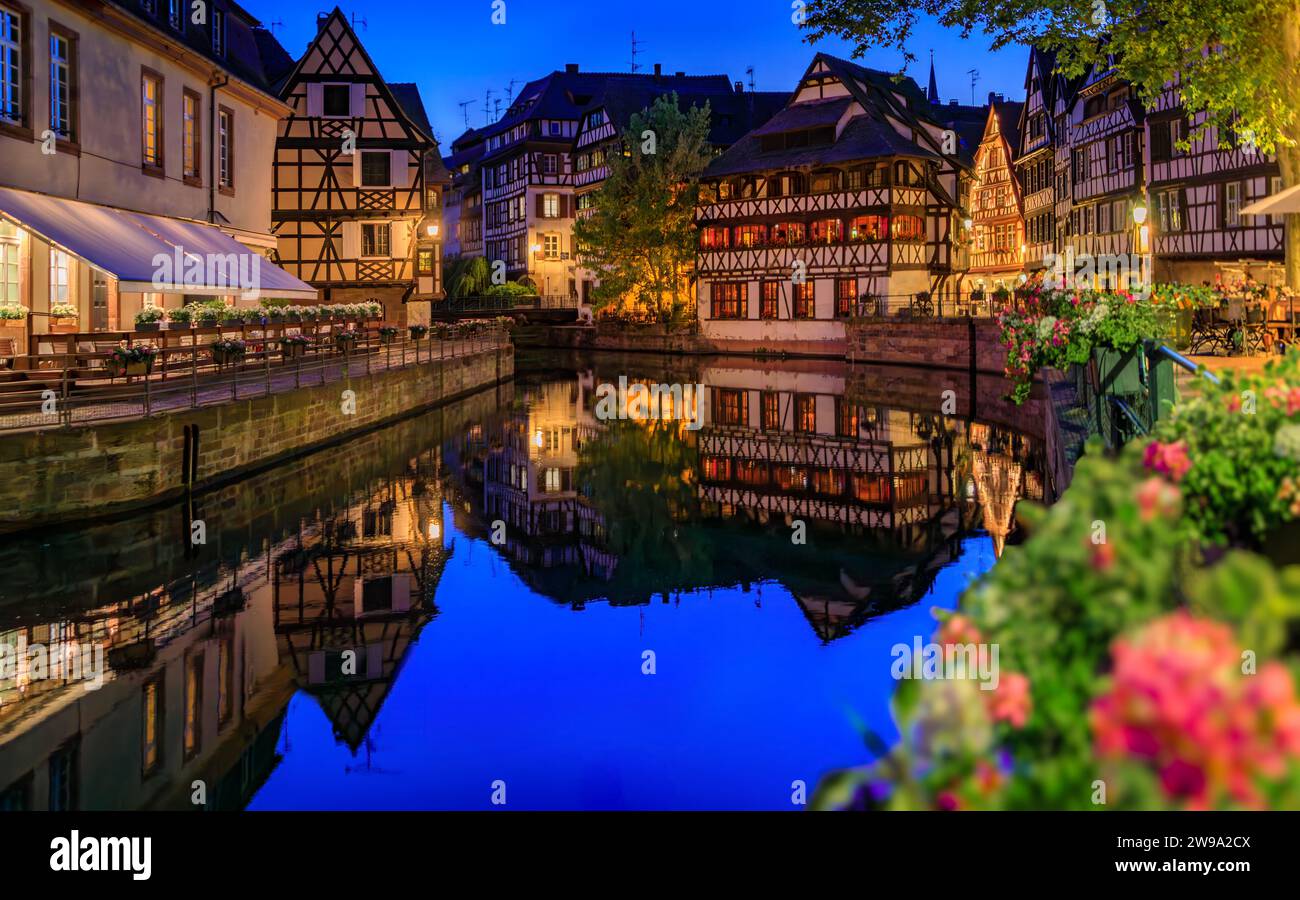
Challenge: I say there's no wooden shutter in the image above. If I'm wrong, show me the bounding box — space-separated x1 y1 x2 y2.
351 150 362 188
350 83 366 118
306 83 323 118
341 221 360 259
391 150 410 188
561 194 570 218
536 194 545 219
391 220 410 261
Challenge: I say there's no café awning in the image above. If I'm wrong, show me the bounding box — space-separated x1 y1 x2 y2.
1241 183 1300 216
0 186 316 300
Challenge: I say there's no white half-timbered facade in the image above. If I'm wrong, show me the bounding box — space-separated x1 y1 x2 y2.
1014 49 1059 271
1145 79 1283 285
695 54 968 348
271 9 442 324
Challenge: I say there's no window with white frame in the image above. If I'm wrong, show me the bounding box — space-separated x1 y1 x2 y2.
218 108 233 188
211 8 225 56
361 222 391 258
0 221 18 307
1225 182 1241 227
1 6 23 124
49 249 70 303
543 193 559 218
543 234 559 259
49 31 72 140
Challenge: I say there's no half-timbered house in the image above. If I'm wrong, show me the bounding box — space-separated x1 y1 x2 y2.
1145 80 1284 285
694 53 969 350
271 9 444 325
1014 49 1060 272
443 127 487 262
966 99 1025 292
1062 59 1145 284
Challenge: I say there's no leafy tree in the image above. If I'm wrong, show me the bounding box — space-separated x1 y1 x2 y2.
572 93 714 320
798 1 1300 286
445 255 491 299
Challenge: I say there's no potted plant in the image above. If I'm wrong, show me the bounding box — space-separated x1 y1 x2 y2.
50 302 79 333
279 333 310 359
334 328 360 352
409 324 429 341
209 337 247 367
0 304 28 330
193 304 222 328
166 305 193 329
220 307 249 327
135 306 165 332
106 343 159 377
378 325 399 345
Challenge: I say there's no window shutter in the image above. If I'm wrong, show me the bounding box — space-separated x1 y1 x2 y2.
341 221 360 259
1218 183 1226 229
306 83 323 118
561 194 570 218
536 194 545 219
391 220 410 261
350 83 366 118
351 150 362 188
391 150 410 188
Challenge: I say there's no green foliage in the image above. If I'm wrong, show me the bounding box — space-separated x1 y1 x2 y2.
134 306 165 325
482 280 538 299
0 305 28 320
571 93 713 320
797 0 1300 159
446 256 492 299
1151 350 1300 545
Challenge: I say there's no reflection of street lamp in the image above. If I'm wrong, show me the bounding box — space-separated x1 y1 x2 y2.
427 224 439 238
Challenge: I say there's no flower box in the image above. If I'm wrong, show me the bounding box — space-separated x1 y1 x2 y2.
1094 346 1144 395
409 326 429 341
136 322 160 332
106 358 154 378
281 342 307 359
50 317 79 334
210 348 245 367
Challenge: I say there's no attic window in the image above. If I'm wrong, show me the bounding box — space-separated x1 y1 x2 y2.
758 126 834 153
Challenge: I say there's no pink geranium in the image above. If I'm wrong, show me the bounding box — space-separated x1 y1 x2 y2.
1142 440 1192 482
1091 612 1300 809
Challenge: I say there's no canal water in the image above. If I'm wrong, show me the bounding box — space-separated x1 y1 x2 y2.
0 352 1046 811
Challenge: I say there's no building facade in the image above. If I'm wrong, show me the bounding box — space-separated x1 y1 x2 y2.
270 9 444 325
966 99 1025 292
0 0 311 354
694 53 968 348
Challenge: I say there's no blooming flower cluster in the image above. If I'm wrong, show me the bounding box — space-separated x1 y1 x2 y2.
1142 439 1192 482
937 615 1032 728
1091 611 1300 809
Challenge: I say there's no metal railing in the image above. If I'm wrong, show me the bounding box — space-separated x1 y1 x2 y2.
0 321 509 433
436 294 578 314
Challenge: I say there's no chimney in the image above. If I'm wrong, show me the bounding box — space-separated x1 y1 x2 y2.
565 63 579 74
654 63 662 77
316 12 330 32
949 99 959 107
675 71 685 77
735 80 744 93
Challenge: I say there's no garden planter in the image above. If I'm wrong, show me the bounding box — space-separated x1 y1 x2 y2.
50 318 78 334
1094 346 1144 394
281 343 307 359
409 328 428 341
334 337 359 353
210 349 244 367
107 358 154 377
136 322 160 332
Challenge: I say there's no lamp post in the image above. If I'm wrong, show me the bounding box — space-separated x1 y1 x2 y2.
1132 198 1150 290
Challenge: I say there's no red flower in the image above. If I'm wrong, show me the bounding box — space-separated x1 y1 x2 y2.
1142 440 1192 483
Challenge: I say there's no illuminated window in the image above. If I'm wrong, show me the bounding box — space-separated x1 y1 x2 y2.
710 282 746 319
793 281 814 319
49 30 73 140
218 108 233 189
141 70 161 168
761 391 780 430
0 221 19 307
142 675 164 776
49 249 69 303
0 6 23 124
795 394 816 433
711 388 747 427
760 280 780 319
733 224 765 247
835 278 856 318
182 91 199 179
361 222 391 257
184 652 202 760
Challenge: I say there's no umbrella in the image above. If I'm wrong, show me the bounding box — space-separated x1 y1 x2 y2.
1241 183 1300 216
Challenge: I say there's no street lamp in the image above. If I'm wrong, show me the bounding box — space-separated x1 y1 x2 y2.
1131 200 1148 226
426 224 439 238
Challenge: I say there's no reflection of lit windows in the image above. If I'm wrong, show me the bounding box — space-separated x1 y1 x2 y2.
761 391 781 430
701 456 732 481
795 394 816 433
142 675 164 776
184 652 203 761
218 636 234 728
48 739 77 811
711 388 747 427
544 467 561 492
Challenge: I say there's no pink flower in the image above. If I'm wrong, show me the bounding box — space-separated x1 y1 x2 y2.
1091 612 1300 809
1143 440 1192 483
988 672 1032 728
1136 477 1181 522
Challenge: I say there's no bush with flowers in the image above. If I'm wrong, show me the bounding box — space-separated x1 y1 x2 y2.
815 351 1300 809
999 285 1172 405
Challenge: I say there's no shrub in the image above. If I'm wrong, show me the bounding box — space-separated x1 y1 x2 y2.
50 302 78 318
134 306 165 325
166 306 193 325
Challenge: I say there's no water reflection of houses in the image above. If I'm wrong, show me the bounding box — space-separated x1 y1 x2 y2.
272 452 447 751
447 363 1047 642
0 458 447 809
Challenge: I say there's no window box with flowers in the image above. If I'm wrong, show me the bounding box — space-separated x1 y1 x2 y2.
334 329 361 352
378 325 399 345
408 324 429 341
279 334 310 359
166 306 194 329
135 306 166 331
208 337 247 367
50 303 79 333
106 343 159 377
0 305 30 330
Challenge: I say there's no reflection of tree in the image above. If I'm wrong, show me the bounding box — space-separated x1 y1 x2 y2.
576 419 715 588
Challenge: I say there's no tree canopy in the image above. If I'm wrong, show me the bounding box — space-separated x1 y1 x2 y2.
798 0 1300 282
572 93 714 320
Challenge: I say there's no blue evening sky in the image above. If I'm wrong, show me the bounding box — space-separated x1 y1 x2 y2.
259 1 1028 148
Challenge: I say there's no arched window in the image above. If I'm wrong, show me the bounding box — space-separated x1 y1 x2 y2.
891 214 925 241
848 215 888 241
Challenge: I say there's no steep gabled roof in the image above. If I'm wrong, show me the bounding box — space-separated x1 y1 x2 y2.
705 113 940 178
390 83 434 140
990 101 1026 158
